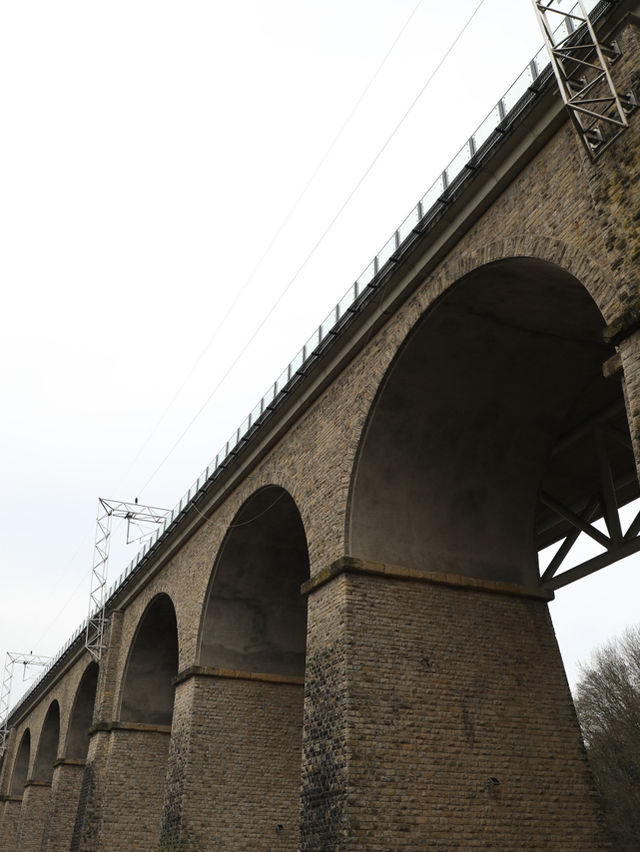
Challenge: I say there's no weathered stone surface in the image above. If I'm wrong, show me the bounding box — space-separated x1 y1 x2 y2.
161 672 304 850
42 761 85 852
301 565 609 850
0 799 22 852
14 783 51 852
1 8 639 849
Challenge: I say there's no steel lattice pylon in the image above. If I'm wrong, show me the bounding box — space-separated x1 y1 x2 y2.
532 0 637 159
86 499 171 661
0 652 52 758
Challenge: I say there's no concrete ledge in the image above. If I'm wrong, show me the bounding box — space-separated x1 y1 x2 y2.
24 779 52 788
53 757 85 768
89 720 172 735
302 556 554 601
603 351 623 378
0 794 22 802
604 294 640 345
174 665 304 687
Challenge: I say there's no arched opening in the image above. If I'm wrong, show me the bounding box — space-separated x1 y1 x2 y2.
330 257 636 845
349 257 637 586
200 485 309 676
10 729 30 795
66 662 99 760
120 594 178 725
33 702 60 783
164 486 310 848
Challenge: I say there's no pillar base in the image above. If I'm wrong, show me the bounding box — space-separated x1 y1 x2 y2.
161 670 304 850
72 725 170 852
15 782 51 852
0 798 22 852
301 563 609 849
42 759 85 851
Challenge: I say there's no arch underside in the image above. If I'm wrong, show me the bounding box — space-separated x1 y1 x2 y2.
34 702 60 783
10 730 30 795
120 594 178 726
200 486 309 677
350 258 639 589
66 663 99 759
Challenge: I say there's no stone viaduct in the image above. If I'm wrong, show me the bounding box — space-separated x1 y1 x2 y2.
2 2 640 848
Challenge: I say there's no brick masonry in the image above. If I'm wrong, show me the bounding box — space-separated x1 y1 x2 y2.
301 564 609 850
75 727 171 852
70 730 110 852
42 761 85 851
161 672 304 851
1 8 640 850
14 783 51 851
0 799 21 852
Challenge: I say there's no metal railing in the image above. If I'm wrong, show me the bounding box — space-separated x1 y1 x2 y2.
2 0 605 727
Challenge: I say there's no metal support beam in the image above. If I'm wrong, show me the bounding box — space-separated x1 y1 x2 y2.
0 653 52 758
595 426 623 545
546 536 640 590
538 411 640 590
531 0 637 159
85 499 171 661
540 496 599 582
539 491 611 548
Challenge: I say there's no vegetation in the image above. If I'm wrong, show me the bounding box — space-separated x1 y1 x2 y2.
574 626 640 849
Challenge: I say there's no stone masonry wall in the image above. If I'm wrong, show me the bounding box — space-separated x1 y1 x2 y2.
0 799 21 852
14 782 51 852
620 330 640 481
161 673 304 851
302 566 609 850
300 575 350 849
92 727 170 852
42 761 85 851
581 16 640 307
70 730 110 852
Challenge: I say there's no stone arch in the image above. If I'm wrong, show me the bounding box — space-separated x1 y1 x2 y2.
199 484 309 677
348 254 635 585
120 593 179 726
33 702 60 783
10 729 30 795
421 235 616 323
65 662 99 760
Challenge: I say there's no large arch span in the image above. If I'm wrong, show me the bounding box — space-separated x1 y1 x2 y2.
349 256 637 586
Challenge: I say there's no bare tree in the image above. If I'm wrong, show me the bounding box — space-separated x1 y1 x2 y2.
574 625 640 849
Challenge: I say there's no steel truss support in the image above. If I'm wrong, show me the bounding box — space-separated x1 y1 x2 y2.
85 499 171 661
0 652 52 758
531 0 637 159
539 420 640 590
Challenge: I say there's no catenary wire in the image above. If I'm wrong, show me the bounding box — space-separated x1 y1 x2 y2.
136 0 489 499
21 0 487 659
19 3 426 656
123 0 425 477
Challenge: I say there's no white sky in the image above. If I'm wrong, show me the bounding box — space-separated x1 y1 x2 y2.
1 0 638 711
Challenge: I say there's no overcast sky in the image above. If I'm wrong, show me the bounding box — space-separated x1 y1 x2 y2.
1 0 638 711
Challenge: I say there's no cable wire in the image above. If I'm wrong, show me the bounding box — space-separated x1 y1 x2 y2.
137 0 489 499
124 0 425 478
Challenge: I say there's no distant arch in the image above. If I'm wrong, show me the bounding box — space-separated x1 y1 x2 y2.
10 729 30 795
33 702 60 783
65 662 99 760
120 593 179 726
348 256 634 585
199 485 309 676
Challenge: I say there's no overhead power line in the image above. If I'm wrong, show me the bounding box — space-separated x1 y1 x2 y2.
125 0 425 479
137 0 489 499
